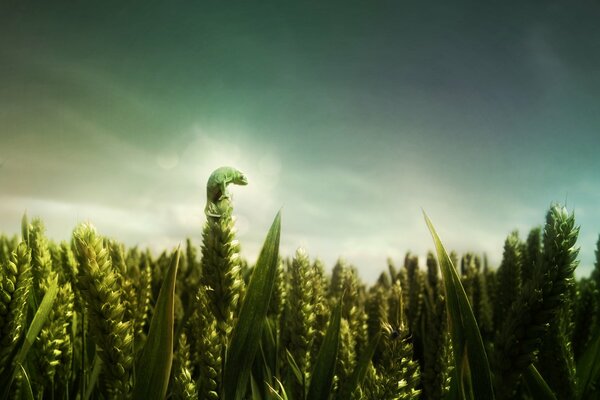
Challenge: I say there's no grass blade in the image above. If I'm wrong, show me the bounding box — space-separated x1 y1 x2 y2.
252 318 277 400
84 355 102 400
261 317 277 380
250 374 263 400
286 349 305 387
424 211 495 400
16 275 59 366
17 364 34 400
266 378 289 400
223 211 281 400
307 298 342 400
1 276 58 399
524 364 558 400
576 327 600 399
339 332 381 399
132 249 180 400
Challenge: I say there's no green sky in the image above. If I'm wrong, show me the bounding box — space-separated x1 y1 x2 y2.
1 1 599 281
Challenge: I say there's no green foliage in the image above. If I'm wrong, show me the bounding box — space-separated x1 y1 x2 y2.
200 193 245 338
223 211 281 400
421 290 451 400
573 278 598 360
188 286 221 400
495 231 522 328
425 211 495 400
73 223 134 398
281 248 317 388
371 281 421 400
523 364 558 400
132 249 179 400
2 275 58 398
0 168 596 400
523 227 542 284
493 205 580 399
171 333 198 400
0 242 33 378
307 298 342 400
339 332 381 399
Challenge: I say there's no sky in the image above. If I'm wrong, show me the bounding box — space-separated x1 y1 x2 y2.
1 1 599 282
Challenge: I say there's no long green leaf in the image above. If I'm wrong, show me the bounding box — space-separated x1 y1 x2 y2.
17 364 34 400
253 318 277 400
223 211 281 400
17 277 58 366
132 249 179 400
84 355 102 400
250 374 263 400
307 298 342 400
576 326 600 399
339 332 381 399
424 211 495 400
261 317 277 381
1 276 58 399
266 378 289 400
286 349 304 387
424 213 467 396
524 364 558 400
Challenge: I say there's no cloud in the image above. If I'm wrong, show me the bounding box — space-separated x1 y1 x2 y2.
2 19 599 284
524 23 574 101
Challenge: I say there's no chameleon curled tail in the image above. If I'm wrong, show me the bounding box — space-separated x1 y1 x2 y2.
204 166 248 218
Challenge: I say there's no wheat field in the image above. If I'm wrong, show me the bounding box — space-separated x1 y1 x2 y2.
0 168 598 400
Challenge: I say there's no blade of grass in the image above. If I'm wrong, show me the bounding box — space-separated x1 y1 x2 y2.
524 364 558 400
306 298 342 400
1 275 58 399
17 276 58 367
424 211 495 400
266 378 289 400
84 355 102 400
132 249 180 400
576 327 600 400
252 318 278 400
223 211 281 400
339 332 381 399
250 374 263 400
261 317 277 380
424 212 467 396
17 364 34 400
286 349 304 387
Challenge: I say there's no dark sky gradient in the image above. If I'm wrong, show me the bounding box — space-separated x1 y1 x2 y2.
1 1 599 281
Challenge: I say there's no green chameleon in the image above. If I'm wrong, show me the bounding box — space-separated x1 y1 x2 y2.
204 166 248 218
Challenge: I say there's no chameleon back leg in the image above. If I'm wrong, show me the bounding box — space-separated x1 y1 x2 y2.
204 202 222 218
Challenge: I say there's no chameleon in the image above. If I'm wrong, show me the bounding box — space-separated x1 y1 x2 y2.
204 166 248 218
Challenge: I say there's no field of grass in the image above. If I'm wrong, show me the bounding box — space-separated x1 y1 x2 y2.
0 168 599 400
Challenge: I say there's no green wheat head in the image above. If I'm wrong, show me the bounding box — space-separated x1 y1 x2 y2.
492 205 580 399
0 242 32 376
200 198 245 339
187 285 221 400
172 333 199 400
72 223 134 398
281 247 317 396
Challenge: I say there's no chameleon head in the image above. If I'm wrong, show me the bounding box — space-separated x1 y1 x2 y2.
234 171 248 186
